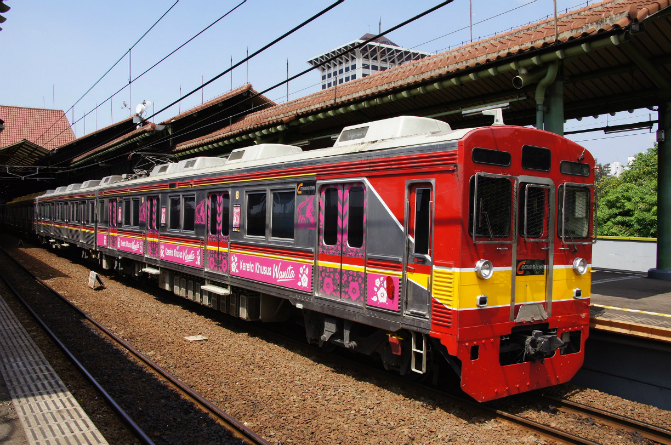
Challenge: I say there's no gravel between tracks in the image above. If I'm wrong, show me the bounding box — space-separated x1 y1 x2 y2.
6 237 671 445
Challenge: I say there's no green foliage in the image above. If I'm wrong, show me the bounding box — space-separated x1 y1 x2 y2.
596 145 658 237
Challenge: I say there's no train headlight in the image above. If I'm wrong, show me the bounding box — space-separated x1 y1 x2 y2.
475 259 494 280
573 257 587 275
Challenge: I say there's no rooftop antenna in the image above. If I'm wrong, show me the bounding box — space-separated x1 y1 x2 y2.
378 17 381 69
135 100 152 116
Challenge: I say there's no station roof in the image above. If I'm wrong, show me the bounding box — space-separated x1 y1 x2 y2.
0 105 74 151
175 0 671 156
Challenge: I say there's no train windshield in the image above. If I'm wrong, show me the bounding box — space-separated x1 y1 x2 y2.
469 175 513 240
557 184 591 241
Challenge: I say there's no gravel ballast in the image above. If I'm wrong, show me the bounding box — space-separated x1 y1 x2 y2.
4 236 670 444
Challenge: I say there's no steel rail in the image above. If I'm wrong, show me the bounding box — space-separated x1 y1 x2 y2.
0 246 270 445
0 249 156 445
240 327 600 445
539 394 671 445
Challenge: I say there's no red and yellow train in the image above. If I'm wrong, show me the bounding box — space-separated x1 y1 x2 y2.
5 114 594 401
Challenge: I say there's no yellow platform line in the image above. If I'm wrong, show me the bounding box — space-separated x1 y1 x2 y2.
591 304 671 318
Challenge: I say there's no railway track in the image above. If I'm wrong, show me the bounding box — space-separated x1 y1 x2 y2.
258 317 671 445
4 239 669 445
0 247 270 445
536 394 671 445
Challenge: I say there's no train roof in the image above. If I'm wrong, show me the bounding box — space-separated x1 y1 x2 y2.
37 114 585 199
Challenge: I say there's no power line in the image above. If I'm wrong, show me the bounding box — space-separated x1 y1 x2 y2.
41 0 247 149
35 0 180 145
121 0 457 158
50 0 348 167
146 0 345 121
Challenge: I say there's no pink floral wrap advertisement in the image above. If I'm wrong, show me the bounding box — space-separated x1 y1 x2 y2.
230 252 312 292
160 242 203 267
117 235 144 255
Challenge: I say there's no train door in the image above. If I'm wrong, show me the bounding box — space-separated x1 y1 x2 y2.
146 196 160 259
317 183 366 303
78 200 86 244
108 198 118 250
513 177 554 320
205 191 230 274
403 182 434 318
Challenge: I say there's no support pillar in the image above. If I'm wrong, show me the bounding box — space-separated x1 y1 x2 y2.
544 78 564 136
649 101 671 280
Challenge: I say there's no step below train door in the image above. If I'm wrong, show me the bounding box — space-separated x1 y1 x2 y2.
317 182 366 304
145 196 160 259
403 181 434 318
205 191 230 274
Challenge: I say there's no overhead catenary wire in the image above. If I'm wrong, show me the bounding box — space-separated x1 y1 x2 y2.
48 0 347 168
34 0 180 145
40 0 248 149
47 1 456 171
145 0 345 122
113 0 458 159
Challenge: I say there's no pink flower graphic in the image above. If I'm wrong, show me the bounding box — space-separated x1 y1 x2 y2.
348 282 360 300
323 277 334 295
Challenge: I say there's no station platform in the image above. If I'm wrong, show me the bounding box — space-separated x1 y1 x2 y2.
0 295 108 445
590 269 671 343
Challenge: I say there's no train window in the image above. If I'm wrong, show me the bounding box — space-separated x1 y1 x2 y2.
558 185 591 239
153 196 165 230
132 198 140 227
519 184 547 239
469 176 512 239
169 196 181 230
246 192 266 237
271 190 295 239
472 147 511 167
323 187 339 246
88 201 95 224
102 200 109 225
183 196 195 232
221 193 230 236
348 186 364 248
522 145 551 172
123 199 131 226
209 195 218 236
560 161 590 177
414 188 431 255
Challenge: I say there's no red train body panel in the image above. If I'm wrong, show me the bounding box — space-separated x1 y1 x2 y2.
5 115 595 401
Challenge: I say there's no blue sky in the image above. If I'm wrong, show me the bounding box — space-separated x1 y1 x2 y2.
1 0 658 165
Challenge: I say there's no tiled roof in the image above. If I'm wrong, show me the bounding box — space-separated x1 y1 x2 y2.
71 123 156 164
176 0 668 153
55 115 134 151
0 105 75 150
160 84 276 124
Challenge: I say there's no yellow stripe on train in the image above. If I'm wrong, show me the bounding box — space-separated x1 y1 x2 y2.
433 266 591 310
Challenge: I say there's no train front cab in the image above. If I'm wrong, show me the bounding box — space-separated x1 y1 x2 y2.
432 126 593 402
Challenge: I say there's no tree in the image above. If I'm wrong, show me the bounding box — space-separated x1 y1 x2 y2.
596 145 658 237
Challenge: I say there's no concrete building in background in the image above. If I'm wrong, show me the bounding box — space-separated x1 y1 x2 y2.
307 34 430 90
